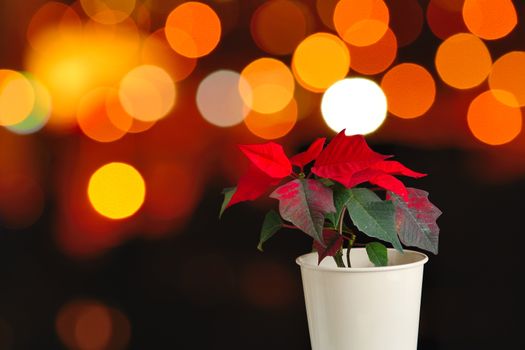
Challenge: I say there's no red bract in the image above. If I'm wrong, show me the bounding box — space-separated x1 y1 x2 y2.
227 142 292 208
238 142 292 178
290 138 326 169
371 160 426 178
346 161 426 200
227 165 282 208
311 130 388 186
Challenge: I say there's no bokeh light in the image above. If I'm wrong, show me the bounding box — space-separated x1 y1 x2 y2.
435 33 492 89
77 87 128 142
5 75 51 134
348 28 397 75
333 0 390 47
127 118 156 134
197 70 249 128
83 16 141 56
25 18 140 130
26 2 82 52
0 70 36 126
165 1 222 58
381 63 436 119
56 299 130 350
28 49 93 128
80 0 136 25
54 149 129 258
74 303 112 349
88 162 146 220
467 90 522 145
463 0 517 40
292 32 350 93
239 58 295 114
316 0 338 30
489 51 525 107
321 78 387 135
426 0 468 40
244 98 297 140
141 29 197 82
118 65 176 122
250 0 310 55
386 0 424 47
104 88 134 133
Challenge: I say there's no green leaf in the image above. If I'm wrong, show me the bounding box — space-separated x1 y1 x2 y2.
219 187 236 218
270 179 336 245
325 185 351 228
366 242 388 266
257 210 283 251
326 186 348 229
345 188 403 252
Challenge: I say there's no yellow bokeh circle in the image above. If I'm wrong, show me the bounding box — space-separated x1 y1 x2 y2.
88 162 146 220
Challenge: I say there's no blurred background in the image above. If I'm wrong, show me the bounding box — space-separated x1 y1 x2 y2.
0 0 524 348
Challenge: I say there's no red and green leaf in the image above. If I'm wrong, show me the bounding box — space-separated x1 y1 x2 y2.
239 142 292 179
270 179 336 245
313 229 344 264
290 138 325 169
312 131 388 187
389 188 441 254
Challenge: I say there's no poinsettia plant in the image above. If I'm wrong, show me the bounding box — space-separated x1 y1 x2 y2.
220 130 441 267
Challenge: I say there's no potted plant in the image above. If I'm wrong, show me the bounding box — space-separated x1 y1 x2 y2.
220 130 441 350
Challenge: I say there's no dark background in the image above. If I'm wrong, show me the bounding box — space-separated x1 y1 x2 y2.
3 146 525 349
1 0 525 349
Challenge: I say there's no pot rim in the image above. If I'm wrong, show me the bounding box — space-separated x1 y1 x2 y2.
296 248 429 273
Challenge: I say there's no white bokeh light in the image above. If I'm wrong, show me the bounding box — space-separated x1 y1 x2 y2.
197 70 251 127
321 78 387 135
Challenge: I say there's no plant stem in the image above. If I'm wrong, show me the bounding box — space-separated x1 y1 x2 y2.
336 206 358 267
333 249 345 268
337 207 347 268
346 232 356 267
337 207 346 236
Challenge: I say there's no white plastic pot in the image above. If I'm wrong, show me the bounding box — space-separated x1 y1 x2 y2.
296 248 428 350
